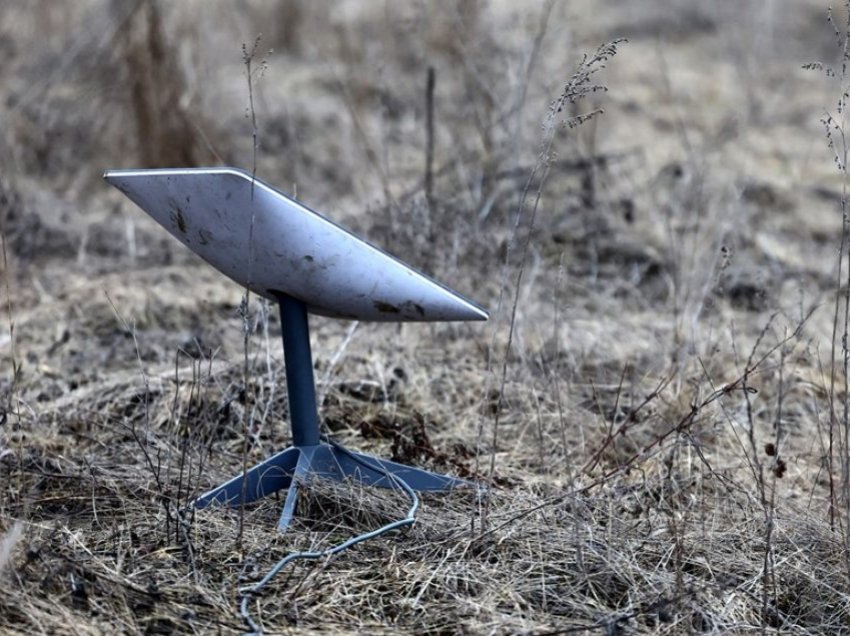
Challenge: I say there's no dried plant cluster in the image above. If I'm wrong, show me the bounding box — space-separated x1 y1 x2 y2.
2 0 850 633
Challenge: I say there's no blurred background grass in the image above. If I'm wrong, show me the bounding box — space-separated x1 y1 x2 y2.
3 1 850 633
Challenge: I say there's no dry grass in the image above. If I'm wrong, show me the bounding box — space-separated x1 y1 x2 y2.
2 0 850 633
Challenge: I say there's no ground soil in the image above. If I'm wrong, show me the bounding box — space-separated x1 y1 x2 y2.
2 1 850 634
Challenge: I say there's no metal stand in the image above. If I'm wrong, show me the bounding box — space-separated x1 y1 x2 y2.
195 294 468 530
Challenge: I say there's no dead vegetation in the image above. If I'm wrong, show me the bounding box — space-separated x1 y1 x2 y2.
2 0 850 633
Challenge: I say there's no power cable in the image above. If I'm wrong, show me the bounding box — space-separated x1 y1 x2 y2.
238 436 419 634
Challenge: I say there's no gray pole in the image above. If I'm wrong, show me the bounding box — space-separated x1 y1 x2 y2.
278 294 321 447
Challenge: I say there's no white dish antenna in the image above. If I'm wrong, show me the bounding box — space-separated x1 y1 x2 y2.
104 168 487 322
106 166 486 531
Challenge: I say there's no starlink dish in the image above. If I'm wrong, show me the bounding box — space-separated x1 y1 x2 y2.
106 167 487 531
104 168 486 322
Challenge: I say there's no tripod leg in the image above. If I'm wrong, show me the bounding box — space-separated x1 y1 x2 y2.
326 445 470 491
195 446 301 508
277 447 317 531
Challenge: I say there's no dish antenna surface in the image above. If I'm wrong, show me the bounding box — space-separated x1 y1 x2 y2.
105 167 487 530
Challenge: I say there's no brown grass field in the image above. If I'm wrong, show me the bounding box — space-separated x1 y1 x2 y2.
3 1 850 633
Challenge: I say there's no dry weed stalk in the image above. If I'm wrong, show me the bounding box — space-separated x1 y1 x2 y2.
238 35 271 550
479 38 624 526
0 232 16 467
805 0 850 567
104 292 174 538
425 66 436 216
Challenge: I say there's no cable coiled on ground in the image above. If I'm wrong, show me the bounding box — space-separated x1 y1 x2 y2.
238 436 419 634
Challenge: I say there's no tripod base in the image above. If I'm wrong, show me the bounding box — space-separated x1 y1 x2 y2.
195 442 469 531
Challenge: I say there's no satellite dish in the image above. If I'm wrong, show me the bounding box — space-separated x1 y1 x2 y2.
104 168 487 322
105 167 487 530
